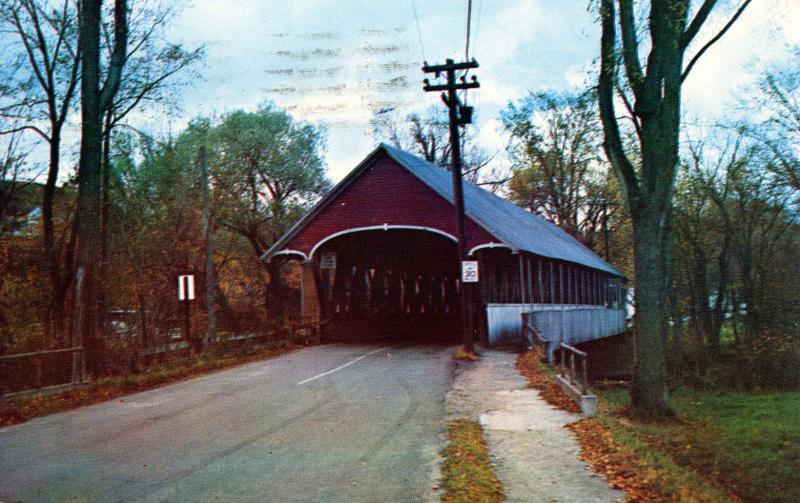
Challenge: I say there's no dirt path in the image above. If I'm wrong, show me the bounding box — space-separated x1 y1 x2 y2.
446 350 624 503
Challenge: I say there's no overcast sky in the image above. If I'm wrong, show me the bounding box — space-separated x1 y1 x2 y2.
139 1 798 181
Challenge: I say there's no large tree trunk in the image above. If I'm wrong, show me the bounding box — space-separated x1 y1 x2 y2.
75 0 103 376
98 112 113 348
630 204 670 412
668 284 684 379
75 0 127 375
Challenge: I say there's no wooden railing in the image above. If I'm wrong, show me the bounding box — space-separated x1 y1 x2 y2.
0 347 84 396
522 313 550 353
521 313 597 416
557 343 589 395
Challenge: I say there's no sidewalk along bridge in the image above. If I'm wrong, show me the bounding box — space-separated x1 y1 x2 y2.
263 144 627 346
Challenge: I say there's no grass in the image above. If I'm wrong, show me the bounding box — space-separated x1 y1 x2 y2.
0 343 300 426
440 420 504 503
600 388 800 503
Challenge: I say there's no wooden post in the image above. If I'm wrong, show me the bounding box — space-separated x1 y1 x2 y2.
300 261 321 325
183 299 191 353
35 355 42 389
422 58 480 353
569 351 576 385
581 354 589 394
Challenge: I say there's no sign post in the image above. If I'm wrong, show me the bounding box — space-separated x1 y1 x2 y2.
178 275 195 351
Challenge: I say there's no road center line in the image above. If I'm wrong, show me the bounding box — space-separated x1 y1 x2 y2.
297 346 390 385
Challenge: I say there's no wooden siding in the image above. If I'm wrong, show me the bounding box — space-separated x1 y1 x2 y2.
475 250 625 308
283 154 497 257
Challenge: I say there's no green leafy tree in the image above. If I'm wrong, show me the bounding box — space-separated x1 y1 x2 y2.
501 90 620 251
597 0 752 415
204 105 330 318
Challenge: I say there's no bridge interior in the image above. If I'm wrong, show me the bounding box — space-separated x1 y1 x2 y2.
314 229 461 343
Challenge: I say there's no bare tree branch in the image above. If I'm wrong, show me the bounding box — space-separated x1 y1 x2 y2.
682 0 752 82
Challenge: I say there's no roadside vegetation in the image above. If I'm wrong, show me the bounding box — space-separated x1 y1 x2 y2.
517 349 800 502
599 388 800 503
440 419 504 503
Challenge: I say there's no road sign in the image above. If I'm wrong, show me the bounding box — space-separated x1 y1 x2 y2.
461 261 479 283
178 275 195 301
320 252 337 269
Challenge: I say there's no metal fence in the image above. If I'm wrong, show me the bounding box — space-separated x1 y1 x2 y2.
0 347 84 396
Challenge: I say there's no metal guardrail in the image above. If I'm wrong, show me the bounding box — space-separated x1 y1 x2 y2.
0 347 84 396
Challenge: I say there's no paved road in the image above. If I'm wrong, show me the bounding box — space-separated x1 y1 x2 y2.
0 344 456 503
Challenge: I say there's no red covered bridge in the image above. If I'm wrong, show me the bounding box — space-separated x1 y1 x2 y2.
263 144 627 346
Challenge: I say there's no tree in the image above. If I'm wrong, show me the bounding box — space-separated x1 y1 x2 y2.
501 90 620 249
74 0 127 375
0 0 202 349
199 105 330 319
672 135 738 355
0 132 33 238
597 0 752 415
96 1 204 345
746 47 800 198
0 0 81 341
372 106 500 186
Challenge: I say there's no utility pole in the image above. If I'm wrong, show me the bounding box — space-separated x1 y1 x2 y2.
422 58 479 353
199 146 217 352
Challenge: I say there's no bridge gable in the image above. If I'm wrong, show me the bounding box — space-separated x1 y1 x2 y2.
281 152 497 258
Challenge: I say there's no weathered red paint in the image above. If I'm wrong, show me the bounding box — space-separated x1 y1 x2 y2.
282 152 497 257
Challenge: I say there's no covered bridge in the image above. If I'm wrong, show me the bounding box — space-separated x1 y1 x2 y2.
263 144 626 346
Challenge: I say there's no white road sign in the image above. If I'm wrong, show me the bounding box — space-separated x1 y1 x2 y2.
461 261 479 283
320 252 337 269
178 275 195 300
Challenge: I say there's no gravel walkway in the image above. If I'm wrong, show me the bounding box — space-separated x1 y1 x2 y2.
445 350 624 503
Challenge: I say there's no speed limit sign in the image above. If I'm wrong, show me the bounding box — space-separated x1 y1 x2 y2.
461 261 479 283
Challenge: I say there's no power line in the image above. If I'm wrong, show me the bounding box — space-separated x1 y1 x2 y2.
465 0 473 60
411 0 426 62
473 0 483 60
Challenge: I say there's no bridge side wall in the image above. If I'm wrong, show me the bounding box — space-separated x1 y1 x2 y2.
486 303 627 347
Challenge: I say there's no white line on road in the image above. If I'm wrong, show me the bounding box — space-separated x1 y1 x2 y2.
297 346 390 385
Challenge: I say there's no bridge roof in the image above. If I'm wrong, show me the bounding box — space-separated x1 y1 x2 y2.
264 144 623 277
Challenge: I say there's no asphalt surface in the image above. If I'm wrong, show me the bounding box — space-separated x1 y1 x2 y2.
0 344 456 503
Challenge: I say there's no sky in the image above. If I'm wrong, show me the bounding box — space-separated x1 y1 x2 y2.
8 0 800 184
152 0 800 183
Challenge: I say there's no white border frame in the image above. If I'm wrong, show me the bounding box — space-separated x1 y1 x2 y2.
267 249 309 262
308 224 458 260
467 242 513 256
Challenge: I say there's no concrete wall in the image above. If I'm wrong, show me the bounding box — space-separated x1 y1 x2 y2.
486 303 626 347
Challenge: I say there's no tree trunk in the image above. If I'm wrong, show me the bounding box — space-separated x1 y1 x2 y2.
75 0 103 376
630 205 670 414
42 126 72 346
138 290 149 366
668 285 684 380
75 0 127 375
199 146 216 351
97 112 113 349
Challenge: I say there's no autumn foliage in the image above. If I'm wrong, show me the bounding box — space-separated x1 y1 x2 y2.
440 420 504 503
515 349 580 413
